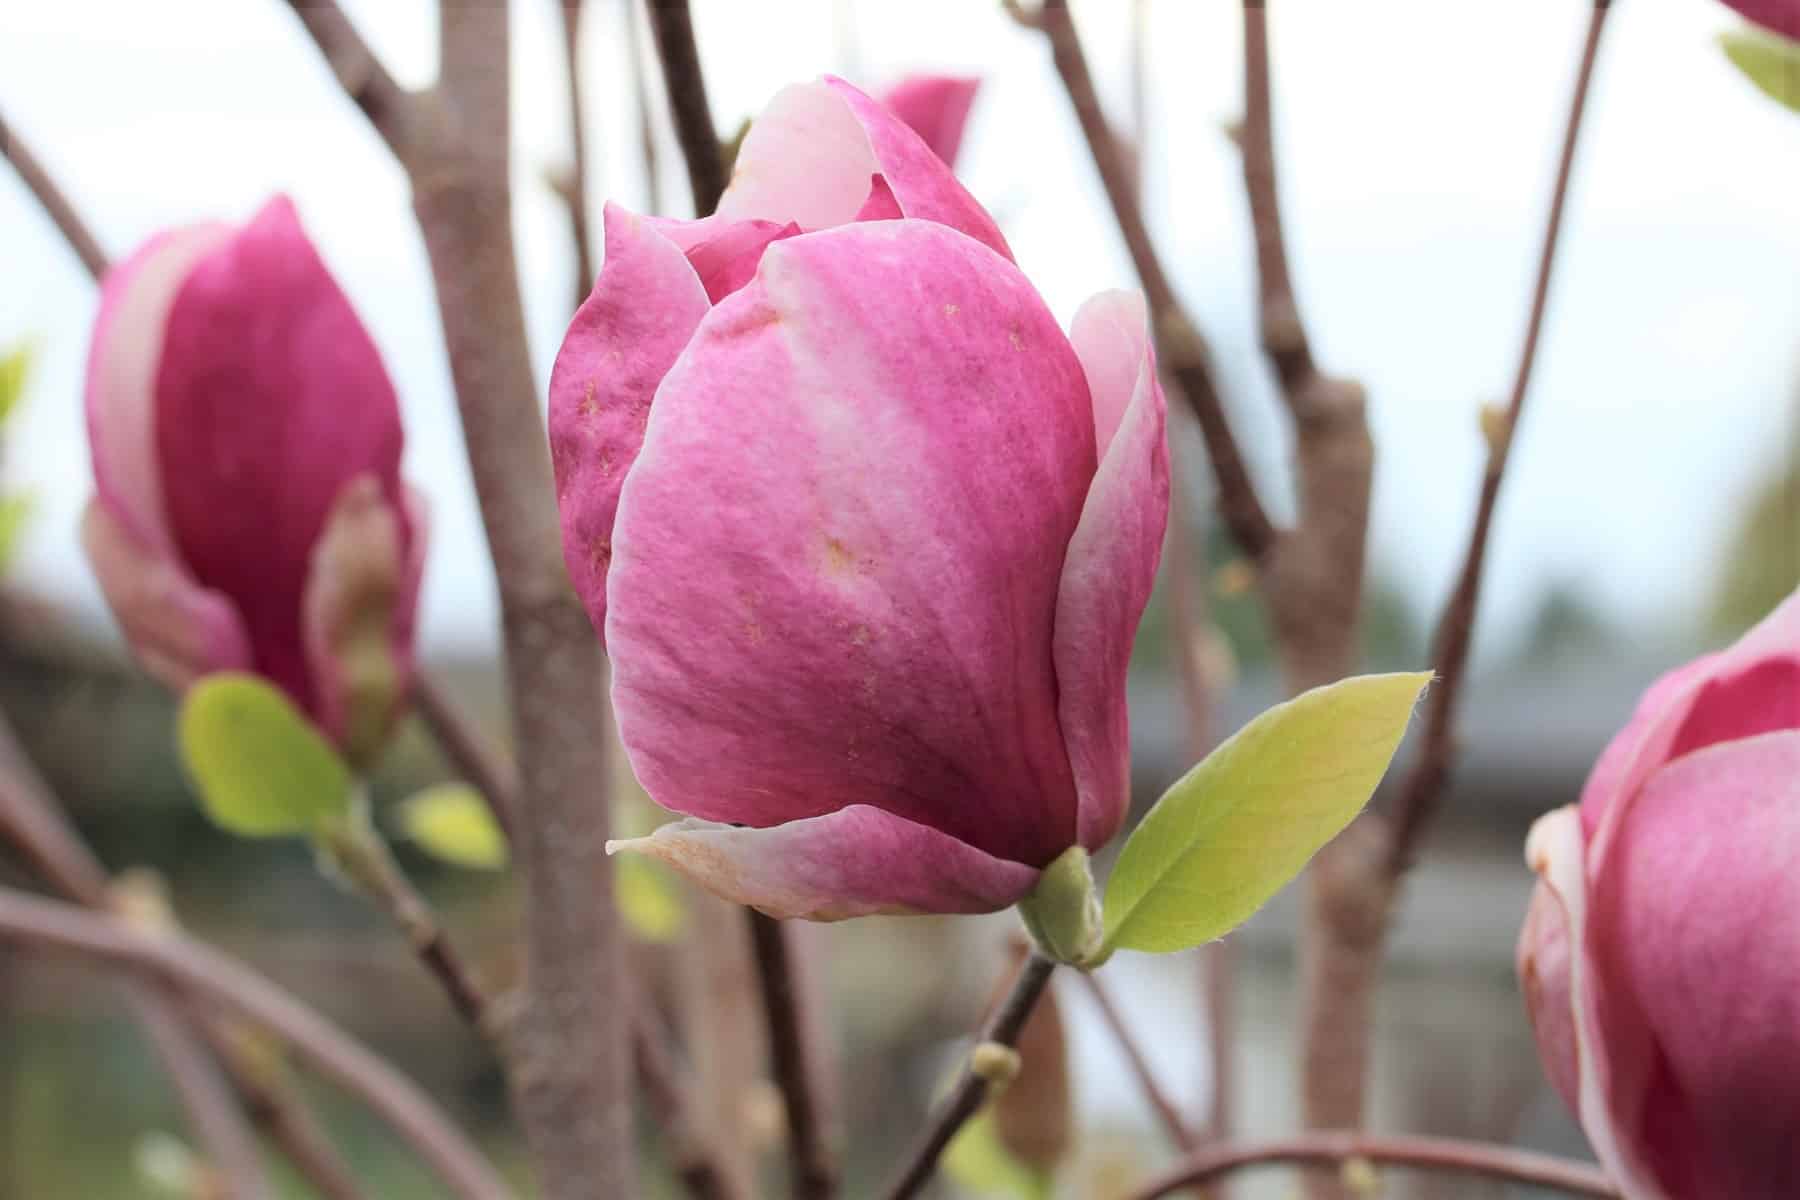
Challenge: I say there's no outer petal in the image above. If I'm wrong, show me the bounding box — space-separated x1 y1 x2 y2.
1579 585 1800 840
877 74 981 169
1053 291 1169 849
1591 732 1800 1198
607 220 1095 868
550 203 711 635
1516 872 1582 1118
81 499 253 689
645 213 801 304
716 77 1011 261
154 195 405 721
1723 0 1800 40
86 221 232 553
607 805 1041 920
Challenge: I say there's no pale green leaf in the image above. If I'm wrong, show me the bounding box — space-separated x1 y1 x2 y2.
0 340 33 426
944 1111 1053 1200
178 674 353 837
1721 26 1800 113
616 853 686 942
0 492 34 573
399 783 508 870
1101 671 1431 954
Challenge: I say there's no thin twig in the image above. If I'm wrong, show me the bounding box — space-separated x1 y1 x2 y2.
624 0 663 215
1128 1131 1618 1199
1077 971 1197 1152
283 0 425 156
557 0 596 304
413 670 518 842
0 114 110 279
1384 0 1612 871
634 1003 748 1200
0 886 512 1200
1030 0 1275 561
878 952 1057 1200
645 0 725 215
747 914 838 1200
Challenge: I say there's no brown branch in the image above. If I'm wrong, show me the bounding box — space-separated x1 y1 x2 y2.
624 0 664 215
1077 970 1197 1152
0 113 109 279
878 952 1057 1200
1384 0 1612 870
285 0 426 156
557 0 596 305
747 914 838 1200
635 1003 749 1200
0 886 511 1199
1131 1131 1617 1198
645 0 726 215
412 670 518 843
1032 0 1276 561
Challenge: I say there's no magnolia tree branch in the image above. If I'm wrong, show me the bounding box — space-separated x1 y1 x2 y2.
0 887 511 1199
1384 0 1612 870
878 952 1057 1200
557 0 596 305
624 0 663 215
281 3 634 1191
0 116 108 278
1128 1132 1618 1199
413 671 519 841
645 0 726 214
1078 970 1198 1152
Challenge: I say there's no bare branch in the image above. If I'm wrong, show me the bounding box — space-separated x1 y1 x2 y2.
1033 0 1276 561
0 886 511 1200
1077 970 1197 1152
0 112 110 279
1385 0 1612 870
747 914 838 1200
1129 1131 1618 1199
645 0 726 214
624 0 664 215
557 0 596 305
878 952 1057 1200
413 671 518 842
284 0 424 155
634 1003 750 1200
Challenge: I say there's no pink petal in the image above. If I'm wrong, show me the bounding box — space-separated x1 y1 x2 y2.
855 174 903 222
1054 291 1169 849
86 221 231 554
607 220 1095 868
153 195 406 722
1517 872 1582 1118
1591 731 1800 1198
607 805 1041 921
716 78 1011 261
1723 0 1800 40
550 203 711 635
1580 585 1800 841
877 74 981 169
81 499 253 690
646 213 802 304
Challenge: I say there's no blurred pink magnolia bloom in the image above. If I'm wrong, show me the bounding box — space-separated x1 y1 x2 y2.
1722 0 1800 40
877 73 981 168
83 195 425 758
1517 586 1800 1198
550 76 1168 920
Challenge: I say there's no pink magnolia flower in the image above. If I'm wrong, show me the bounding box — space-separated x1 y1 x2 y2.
877 73 981 168
1722 0 1800 40
1517 587 1800 1198
550 77 1168 921
83 196 425 762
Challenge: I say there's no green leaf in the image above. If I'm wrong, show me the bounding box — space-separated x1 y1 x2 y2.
398 783 509 870
1721 26 1800 113
0 340 33 426
944 1110 1054 1200
178 674 353 837
1101 671 1431 955
0 492 34 574
616 853 686 942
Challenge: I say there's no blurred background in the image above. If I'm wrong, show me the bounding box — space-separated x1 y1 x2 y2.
1 0 1795 1196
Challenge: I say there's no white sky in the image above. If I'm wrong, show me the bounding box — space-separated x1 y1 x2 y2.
3 0 1797 662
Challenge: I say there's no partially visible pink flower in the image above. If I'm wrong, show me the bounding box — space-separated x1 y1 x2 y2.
83 195 425 761
1722 0 1800 40
1517 587 1800 1198
877 74 981 168
550 77 1168 921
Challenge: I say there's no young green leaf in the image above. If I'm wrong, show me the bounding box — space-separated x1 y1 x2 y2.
1721 27 1800 113
178 673 353 837
615 854 686 942
398 783 508 870
1101 671 1431 955
943 1110 1054 1200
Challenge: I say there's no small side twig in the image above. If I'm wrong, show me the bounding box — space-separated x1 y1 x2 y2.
556 0 596 304
0 113 109 279
284 0 426 156
0 886 512 1200
878 951 1057 1200
623 0 664 215
1384 0 1612 871
1128 1131 1618 1199
634 1003 749 1200
1077 971 1197 1152
644 0 726 215
413 670 518 842
747 914 838 1200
